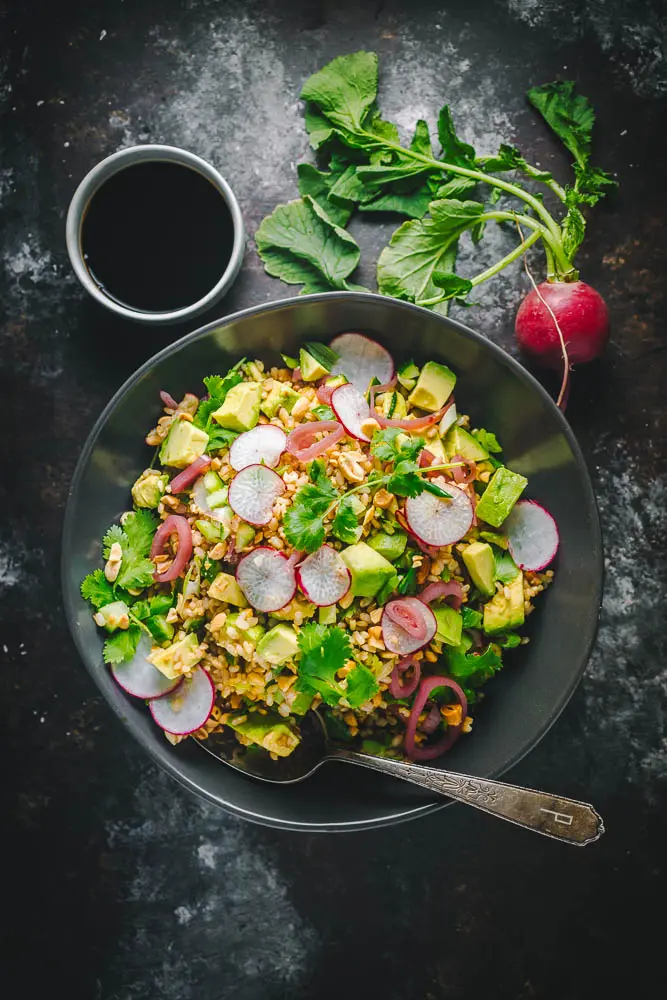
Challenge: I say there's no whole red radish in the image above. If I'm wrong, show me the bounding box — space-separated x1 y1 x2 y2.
515 280 610 369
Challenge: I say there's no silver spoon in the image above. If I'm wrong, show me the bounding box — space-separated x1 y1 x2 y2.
199 713 604 846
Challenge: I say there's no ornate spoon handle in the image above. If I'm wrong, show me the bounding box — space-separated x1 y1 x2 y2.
336 750 604 846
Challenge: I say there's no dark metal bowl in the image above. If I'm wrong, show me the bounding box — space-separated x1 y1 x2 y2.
62 292 602 832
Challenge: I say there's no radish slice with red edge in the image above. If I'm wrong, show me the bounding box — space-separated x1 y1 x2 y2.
405 676 467 761
405 479 473 548
381 598 436 655
229 425 287 471
111 636 184 700
505 500 559 571
150 515 193 582
228 464 285 526
385 598 428 640
295 544 351 606
192 477 232 525
236 547 298 612
329 333 394 392
169 455 212 493
150 666 215 736
330 383 372 441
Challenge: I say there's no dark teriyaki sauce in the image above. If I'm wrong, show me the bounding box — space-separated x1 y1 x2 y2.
81 161 235 312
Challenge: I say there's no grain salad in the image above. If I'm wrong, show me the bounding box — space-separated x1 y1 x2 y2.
80 333 558 763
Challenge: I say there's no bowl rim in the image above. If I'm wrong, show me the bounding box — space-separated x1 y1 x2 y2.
61 291 603 831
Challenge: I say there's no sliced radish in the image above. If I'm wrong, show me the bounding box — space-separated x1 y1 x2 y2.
236 547 298 612
150 666 215 735
331 383 372 441
405 480 474 547
381 598 436 655
329 332 395 392
505 500 559 571
192 476 233 526
228 464 286 526
439 401 457 435
111 636 184 700
295 544 351 606
385 598 428 640
229 425 287 472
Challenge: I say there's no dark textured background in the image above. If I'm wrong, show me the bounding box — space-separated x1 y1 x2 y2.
1 1 665 997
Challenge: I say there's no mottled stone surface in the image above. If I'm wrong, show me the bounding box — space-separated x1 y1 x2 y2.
1 1 666 997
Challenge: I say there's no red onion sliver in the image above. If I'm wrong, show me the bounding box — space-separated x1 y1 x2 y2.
285 421 345 463
160 390 179 410
317 383 335 405
150 515 193 582
418 579 463 610
420 702 442 735
388 656 421 699
404 676 468 762
450 453 477 485
169 455 212 494
369 381 450 430
418 449 435 469
291 367 302 383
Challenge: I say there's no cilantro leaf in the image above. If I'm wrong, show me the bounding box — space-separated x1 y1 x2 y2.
472 428 502 453
309 459 338 497
102 625 142 665
371 428 425 463
496 633 522 649
194 360 246 439
461 606 482 629
386 460 424 497
123 510 158 556
331 495 360 544
446 643 503 686
81 569 115 609
296 625 352 706
102 524 124 559
345 664 379 709
283 499 327 553
493 547 520 584
207 427 239 452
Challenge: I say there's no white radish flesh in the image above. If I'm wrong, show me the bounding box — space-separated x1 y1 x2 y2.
111 636 184 700
329 333 395 392
236 547 297 612
229 425 287 471
331 383 372 442
295 545 351 606
505 500 559 571
150 666 215 735
382 599 437 655
228 464 286 526
405 481 473 547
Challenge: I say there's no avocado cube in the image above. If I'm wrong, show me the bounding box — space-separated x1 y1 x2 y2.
300 348 330 381
476 467 528 527
290 692 314 715
227 612 265 647
131 470 169 508
212 382 262 432
234 523 256 550
270 597 316 622
367 531 408 563
94 600 130 633
159 419 209 469
340 542 396 598
257 624 298 665
228 711 301 757
147 633 203 680
433 605 463 646
260 384 300 419
375 390 407 419
443 425 489 462
318 605 337 626
208 572 248 607
424 435 447 464
408 361 456 413
462 541 496 597
483 572 525 633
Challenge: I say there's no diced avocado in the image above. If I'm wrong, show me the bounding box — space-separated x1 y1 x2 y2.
433 604 463 646
159 418 209 469
257 624 298 665
368 530 408 562
340 542 396 598
94 600 130 632
131 470 168 508
208 572 248 607
443 425 489 462
408 361 456 412
397 360 420 391
423 435 447 464
290 692 313 715
235 523 256 550
480 530 509 550
318 605 337 626
147 633 202 680
212 382 262 432
375 570 399 605
270 597 316 622
476 467 528 527
300 348 329 381
228 711 301 757
375 391 407 420
260 384 301 418
462 541 495 597
483 572 525 633
214 611 265 647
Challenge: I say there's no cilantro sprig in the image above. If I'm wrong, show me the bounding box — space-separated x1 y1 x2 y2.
296 624 378 709
193 361 246 451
